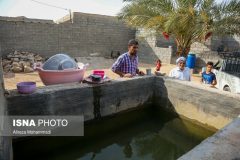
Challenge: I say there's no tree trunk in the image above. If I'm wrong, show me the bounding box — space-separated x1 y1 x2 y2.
176 45 191 57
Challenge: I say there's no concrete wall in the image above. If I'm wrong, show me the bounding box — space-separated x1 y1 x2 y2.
6 77 156 120
1 13 239 67
191 37 219 54
6 76 240 130
194 51 221 67
0 56 12 160
179 117 240 160
137 29 240 66
155 77 240 129
4 76 240 159
191 35 240 54
222 35 240 51
190 35 240 67
136 29 174 64
0 12 136 58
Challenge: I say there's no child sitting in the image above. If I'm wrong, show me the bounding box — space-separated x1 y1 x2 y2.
156 59 162 71
155 59 165 76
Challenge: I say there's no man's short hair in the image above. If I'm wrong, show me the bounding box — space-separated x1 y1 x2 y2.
207 61 214 66
128 39 138 46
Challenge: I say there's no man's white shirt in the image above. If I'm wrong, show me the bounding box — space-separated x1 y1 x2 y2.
169 67 191 81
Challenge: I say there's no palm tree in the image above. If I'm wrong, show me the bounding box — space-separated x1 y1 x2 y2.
119 0 240 56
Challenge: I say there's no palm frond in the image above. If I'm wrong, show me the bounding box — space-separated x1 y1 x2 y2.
212 0 240 35
119 0 240 56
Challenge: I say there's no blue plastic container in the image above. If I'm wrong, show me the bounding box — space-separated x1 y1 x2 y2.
42 53 78 70
186 53 196 69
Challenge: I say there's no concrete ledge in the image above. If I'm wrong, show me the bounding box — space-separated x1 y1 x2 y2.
6 76 156 121
0 59 12 160
156 77 240 129
5 76 240 159
178 117 240 160
6 76 240 128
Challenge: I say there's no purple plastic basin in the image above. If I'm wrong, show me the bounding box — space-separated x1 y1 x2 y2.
17 82 36 94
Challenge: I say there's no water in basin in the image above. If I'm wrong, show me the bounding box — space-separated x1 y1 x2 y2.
13 106 216 160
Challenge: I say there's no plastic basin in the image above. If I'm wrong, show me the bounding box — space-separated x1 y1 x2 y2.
36 67 86 85
17 82 36 94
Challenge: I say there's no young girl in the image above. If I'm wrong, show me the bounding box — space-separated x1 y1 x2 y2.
156 59 162 71
155 59 166 76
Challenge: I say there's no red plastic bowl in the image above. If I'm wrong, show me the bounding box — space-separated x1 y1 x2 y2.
17 82 36 94
93 70 105 79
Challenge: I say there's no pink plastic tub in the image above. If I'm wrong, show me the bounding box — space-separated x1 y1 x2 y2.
36 67 86 85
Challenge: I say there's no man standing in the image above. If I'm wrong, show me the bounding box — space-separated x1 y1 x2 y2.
169 57 191 81
201 61 217 86
111 39 144 78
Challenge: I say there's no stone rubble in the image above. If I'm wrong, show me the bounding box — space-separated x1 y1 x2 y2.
1 50 44 73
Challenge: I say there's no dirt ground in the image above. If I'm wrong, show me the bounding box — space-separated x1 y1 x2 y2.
3 57 202 90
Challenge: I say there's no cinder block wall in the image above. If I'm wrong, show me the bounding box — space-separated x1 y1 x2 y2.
0 12 136 58
190 35 240 67
191 35 240 54
137 28 240 66
0 13 239 65
136 29 175 64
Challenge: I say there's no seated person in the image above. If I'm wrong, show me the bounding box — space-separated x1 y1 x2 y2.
155 59 166 76
201 61 217 86
169 57 191 81
156 59 162 71
111 39 144 78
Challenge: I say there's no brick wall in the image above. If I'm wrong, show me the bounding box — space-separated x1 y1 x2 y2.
0 12 136 58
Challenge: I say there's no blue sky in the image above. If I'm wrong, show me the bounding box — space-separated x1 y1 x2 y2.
0 0 225 20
